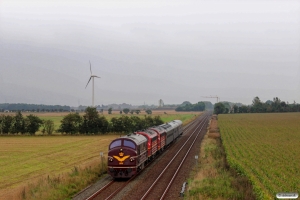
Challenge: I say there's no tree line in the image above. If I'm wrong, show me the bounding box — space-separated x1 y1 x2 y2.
0 107 163 135
214 97 300 114
0 112 54 135
175 102 206 111
57 107 162 134
0 103 71 112
105 108 152 115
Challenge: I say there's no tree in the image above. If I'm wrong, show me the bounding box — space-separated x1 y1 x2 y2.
153 116 163 126
252 96 264 112
175 106 183 111
239 105 249 113
123 108 130 114
10 111 25 134
203 101 214 110
1 115 13 134
58 113 82 134
222 102 231 113
280 101 287 112
75 107 110 134
83 107 101 134
120 110 122 114
108 107 112 114
252 96 261 106
145 109 152 114
143 115 154 128
214 103 225 114
224 107 229 114
121 115 133 133
233 104 238 113
194 102 205 111
175 101 205 111
42 120 55 135
130 116 143 130
0 115 2 133
25 114 43 135
97 116 109 134
110 117 124 133
135 110 141 114
130 110 134 114
271 97 282 112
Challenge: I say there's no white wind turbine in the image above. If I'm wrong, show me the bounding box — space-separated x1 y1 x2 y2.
85 61 100 107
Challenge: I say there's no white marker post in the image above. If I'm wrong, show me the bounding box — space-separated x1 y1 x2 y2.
100 152 104 174
195 155 198 169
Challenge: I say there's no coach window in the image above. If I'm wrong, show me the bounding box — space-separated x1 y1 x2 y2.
110 140 121 149
124 140 136 149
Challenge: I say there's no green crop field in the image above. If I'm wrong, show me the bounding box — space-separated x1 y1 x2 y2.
218 113 300 199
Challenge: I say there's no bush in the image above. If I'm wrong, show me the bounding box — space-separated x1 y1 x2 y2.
42 120 55 135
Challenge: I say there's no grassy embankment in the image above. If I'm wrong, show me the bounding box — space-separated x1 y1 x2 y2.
0 110 201 200
186 115 255 200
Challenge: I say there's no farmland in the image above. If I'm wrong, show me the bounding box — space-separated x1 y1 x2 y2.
218 113 300 199
0 110 201 199
0 135 118 199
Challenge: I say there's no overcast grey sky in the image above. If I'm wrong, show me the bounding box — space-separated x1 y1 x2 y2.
1 0 300 106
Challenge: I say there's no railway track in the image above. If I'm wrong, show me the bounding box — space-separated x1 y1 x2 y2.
81 113 210 200
140 116 209 200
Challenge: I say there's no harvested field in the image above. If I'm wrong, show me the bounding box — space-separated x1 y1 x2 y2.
218 113 300 199
0 135 118 199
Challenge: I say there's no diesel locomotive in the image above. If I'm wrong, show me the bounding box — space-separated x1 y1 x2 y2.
107 120 183 178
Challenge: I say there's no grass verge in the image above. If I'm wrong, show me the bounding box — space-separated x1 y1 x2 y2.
185 115 255 200
18 159 107 200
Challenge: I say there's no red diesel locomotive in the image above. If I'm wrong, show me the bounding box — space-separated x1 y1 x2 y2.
107 120 183 178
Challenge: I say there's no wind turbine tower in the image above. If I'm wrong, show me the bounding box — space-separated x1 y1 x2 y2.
85 61 100 107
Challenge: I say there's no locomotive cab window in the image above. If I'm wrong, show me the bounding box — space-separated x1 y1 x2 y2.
110 140 121 149
124 140 136 149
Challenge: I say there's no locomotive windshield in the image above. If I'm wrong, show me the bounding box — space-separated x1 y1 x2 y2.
110 140 121 149
124 140 136 149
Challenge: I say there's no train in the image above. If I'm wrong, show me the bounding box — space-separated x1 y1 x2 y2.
107 120 183 178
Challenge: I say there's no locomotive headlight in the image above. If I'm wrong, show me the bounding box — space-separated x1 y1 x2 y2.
108 156 113 162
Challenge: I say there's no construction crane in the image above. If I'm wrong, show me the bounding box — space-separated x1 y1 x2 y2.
202 96 220 103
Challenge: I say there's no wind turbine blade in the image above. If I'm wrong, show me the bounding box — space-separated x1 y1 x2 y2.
95 76 100 78
89 60 92 75
85 77 92 88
